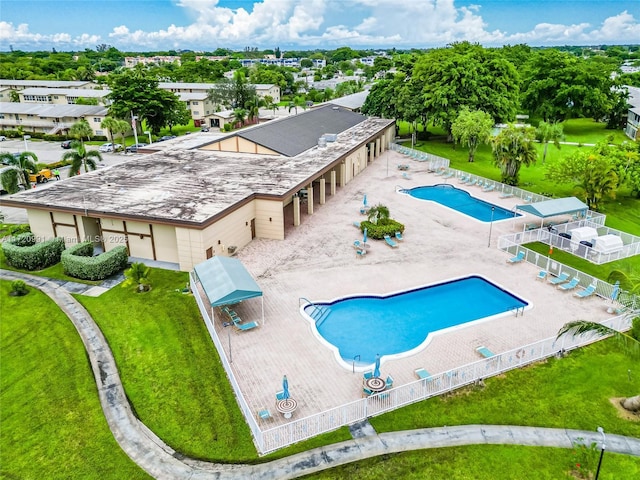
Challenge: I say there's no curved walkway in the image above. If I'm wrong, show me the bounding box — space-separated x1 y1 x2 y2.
3 269 639 479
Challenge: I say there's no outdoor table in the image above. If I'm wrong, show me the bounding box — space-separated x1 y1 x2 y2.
276 398 298 419
365 377 386 393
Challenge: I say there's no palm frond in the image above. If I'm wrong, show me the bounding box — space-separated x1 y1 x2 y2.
557 320 640 359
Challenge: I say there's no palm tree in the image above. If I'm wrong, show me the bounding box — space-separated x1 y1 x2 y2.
535 120 563 164
492 125 538 186
233 108 247 128
100 116 120 144
608 269 640 295
62 142 102 177
113 119 131 151
557 319 639 412
263 95 278 116
367 204 390 224
69 119 93 147
122 262 151 292
1 151 38 190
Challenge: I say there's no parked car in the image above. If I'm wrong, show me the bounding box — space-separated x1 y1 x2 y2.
125 143 148 153
61 140 72 149
0 135 6 141
158 135 177 142
200 126 210 132
98 143 123 152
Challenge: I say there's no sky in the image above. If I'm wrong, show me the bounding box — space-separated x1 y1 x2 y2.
1 0 639 52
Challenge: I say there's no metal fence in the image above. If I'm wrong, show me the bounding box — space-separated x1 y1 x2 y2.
389 142 450 172
191 271 634 455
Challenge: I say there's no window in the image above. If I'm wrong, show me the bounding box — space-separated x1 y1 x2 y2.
93 118 101 123
192 111 199 115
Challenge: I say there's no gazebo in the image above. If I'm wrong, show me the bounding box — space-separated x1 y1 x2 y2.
516 197 589 228
192 256 264 324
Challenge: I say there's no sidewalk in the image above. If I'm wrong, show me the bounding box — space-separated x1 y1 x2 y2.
2 269 639 479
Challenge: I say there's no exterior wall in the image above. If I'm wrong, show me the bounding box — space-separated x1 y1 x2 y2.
0 111 107 135
154 224 179 263
200 202 256 259
200 136 278 155
255 199 284 240
625 109 639 141
175 227 205 271
256 85 281 103
27 209 55 241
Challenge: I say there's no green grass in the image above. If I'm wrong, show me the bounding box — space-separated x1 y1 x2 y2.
0 280 150 479
560 118 630 145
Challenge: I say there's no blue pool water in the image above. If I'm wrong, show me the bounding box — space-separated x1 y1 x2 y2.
304 276 528 366
406 184 519 222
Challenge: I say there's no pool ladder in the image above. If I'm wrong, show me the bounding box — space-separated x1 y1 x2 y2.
511 305 525 317
299 297 330 327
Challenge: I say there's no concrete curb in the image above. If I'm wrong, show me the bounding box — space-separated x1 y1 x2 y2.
3 269 639 480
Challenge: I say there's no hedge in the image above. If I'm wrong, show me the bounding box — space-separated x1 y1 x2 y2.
61 242 128 280
2 233 65 270
359 219 405 240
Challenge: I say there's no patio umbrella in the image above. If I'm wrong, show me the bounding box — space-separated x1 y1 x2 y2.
282 375 290 399
373 354 380 378
363 194 368 207
611 281 620 303
363 227 368 244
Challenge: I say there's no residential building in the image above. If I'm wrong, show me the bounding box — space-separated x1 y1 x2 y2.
624 85 640 141
18 87 110 106
0 102 108 135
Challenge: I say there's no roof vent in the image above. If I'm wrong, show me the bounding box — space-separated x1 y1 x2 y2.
323 133 337 142
317 137 327 148
332 106 339 110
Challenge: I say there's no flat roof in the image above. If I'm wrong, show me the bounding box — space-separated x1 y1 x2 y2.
0 102 107 117
2 116 393 226
19 88 109 97
0 79 92 88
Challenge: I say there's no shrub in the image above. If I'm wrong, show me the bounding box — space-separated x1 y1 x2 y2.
9 280 28 296
121 262 152 292
61 242 128 280
223 123 232 132
360 219 405 240
2 234 65 270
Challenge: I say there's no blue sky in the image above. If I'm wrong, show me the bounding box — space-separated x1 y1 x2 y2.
1 0 639 52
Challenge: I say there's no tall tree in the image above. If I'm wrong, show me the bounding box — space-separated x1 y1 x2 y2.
100 116 120 143
491 125 537 185
535 121 564 163
206 71 256 110
451 108 494 162
546 145 620 210
232 108 247 128
62 142 102 177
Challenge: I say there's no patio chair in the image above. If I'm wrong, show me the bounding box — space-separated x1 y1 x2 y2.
414 368 431 380
482 184 495 193
575 284 597 298
233 318 259 331
362 386 373 397
395 231 404 241
536 270 547 281
384 235 399 248
356 248 367 258
353 221 361 229
276 391 286 401
363 371 373 380
476 346 495 358
507 251 525 263
549 272 570 285
222 306 239 320
558 277 580 291
257 408 271 420
385 375 394 388
402 172 412 180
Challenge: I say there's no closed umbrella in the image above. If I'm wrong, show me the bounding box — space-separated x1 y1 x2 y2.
363 227 368 244
363 194 368 207
373 354 381 378
611 281 620 303
282 375 290 399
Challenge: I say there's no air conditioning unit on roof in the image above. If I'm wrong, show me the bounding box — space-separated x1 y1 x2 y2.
324 133 337 142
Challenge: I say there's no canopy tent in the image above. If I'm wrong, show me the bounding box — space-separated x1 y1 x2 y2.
516 196 588 219
193 256 264 324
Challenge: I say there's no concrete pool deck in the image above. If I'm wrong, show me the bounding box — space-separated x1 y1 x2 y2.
206 149 612 429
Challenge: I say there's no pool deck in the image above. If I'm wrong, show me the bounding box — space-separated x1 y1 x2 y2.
205 149 611 429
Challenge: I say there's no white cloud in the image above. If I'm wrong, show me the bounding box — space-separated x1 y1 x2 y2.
0 21 100 48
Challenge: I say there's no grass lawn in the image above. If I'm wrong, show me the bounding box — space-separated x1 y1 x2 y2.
0 280 150 479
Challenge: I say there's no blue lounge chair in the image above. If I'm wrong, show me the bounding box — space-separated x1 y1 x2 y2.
499 192 514 199
476 346 495 358
395 231 404 241
536 270 547 281
414 368 431 380
402 172 412 180
483 184 495 193
507 251 525 263
558 277 580 291
575 284 596 298
549 272 570 285
222 306 239 319
384 235 398 248
258 408 271 420
353 221 361 229
233 318 259 331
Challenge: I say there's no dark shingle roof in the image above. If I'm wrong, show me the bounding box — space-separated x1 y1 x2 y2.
237 105 366 157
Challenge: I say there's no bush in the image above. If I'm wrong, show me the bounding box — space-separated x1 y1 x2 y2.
223 123 232 132
9 280 28 296
2 234 65 270
360 219 405 240
61 242 128 280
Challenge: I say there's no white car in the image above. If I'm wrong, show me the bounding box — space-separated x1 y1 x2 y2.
0 135 6 141
98 143 122 152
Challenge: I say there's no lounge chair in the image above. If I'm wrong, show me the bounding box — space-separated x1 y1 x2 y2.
384 235 399 248
575 284 597 298
442 171 454 179
395 231 404 241
499 192 514 199
466 178 478 187
257 408 271 420
458 174 469 183
507 251 525 263
536 270 547 281
549 272 570 285
402 172 412 180
558 277 580 291
353 221 361 229
414 368 431 380
233 318 259 331
483 184 495 193
222 306 239 319
476 346 495 358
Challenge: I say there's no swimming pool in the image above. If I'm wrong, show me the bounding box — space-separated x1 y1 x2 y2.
302 275 529 369
405 184 519 222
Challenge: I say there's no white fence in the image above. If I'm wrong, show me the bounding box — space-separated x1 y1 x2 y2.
389 142 450 172
499 220 640 265
191 272 634 455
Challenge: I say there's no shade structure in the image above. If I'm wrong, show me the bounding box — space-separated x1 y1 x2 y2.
193 256 262 307
373 354 381 378
282 375 290 399
516 197 588 219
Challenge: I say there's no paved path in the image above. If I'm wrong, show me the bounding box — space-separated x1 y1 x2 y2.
3 269 639 479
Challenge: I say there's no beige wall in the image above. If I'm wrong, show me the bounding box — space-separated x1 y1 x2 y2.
175 227 205 271
154 224 179 263
27 209 55 241
255 199 284 240
200 136 278 155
